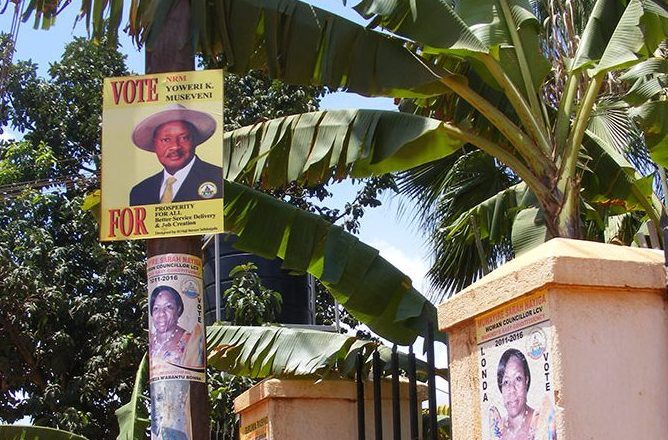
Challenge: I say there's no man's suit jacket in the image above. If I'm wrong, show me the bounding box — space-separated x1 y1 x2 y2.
129 156 223 206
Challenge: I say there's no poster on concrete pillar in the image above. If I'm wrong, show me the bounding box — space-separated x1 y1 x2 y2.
475 291 558 440
100 69 224 241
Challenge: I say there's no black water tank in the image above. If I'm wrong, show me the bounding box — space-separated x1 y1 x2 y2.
202 234 314 325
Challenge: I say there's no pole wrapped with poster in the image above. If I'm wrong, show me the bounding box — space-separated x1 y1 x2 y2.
100 68 222 437
99 17 224 438
98 1 222 435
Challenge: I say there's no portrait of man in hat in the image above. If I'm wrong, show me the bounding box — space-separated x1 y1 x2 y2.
129 104 222 206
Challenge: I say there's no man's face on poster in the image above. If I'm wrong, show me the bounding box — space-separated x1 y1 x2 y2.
501 355 529 418
153 120 196 174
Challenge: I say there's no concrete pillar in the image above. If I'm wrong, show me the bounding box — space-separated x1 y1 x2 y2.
234 378 426 439
438 238 668 440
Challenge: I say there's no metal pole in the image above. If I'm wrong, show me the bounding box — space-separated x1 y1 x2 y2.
408 345 419 440
334 299 341 332
373 350 383 440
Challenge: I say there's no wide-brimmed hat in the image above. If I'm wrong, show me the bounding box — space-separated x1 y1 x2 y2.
132 104 217 151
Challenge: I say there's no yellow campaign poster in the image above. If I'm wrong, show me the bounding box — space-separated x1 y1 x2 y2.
100 70 224 241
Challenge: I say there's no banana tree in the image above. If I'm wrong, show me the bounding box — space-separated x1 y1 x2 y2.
38 0 663 237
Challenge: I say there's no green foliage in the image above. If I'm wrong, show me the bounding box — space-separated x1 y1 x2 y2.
0 37 146 438
0 188 147 436
1 35 128 177
223 263 283 326
422 405 452 440
0 425 89 440
219 70 324 131
208 373 253 440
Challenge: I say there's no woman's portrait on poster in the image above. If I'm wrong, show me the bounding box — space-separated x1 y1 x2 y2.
488 348 557 440
149 285 203 368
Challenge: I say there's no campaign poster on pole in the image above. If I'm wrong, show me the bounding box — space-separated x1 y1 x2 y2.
147 253 206 439
100 70 224 241
147 253 206 383
476 292 558 440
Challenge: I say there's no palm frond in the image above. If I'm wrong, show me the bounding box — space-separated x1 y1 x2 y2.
421 165 524 300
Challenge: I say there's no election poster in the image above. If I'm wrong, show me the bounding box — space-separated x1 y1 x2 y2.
476 292 558 440
100 70 224 241
147 253 206 439
147 253 206 384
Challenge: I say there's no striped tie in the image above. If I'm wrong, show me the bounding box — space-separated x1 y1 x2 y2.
161 176 177 203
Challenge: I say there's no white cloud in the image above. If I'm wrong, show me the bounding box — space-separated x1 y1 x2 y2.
368 238 431 295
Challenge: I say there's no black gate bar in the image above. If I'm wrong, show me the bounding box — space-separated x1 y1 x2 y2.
357 351 366 440
391 345 401 439
408 345 419 440
373 350 383 440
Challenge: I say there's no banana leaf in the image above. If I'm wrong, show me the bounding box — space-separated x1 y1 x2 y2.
353 0 488 56
572 0 667 75
201 0 448 98
224 181 439 345
224 109 463 187
207 324 448 381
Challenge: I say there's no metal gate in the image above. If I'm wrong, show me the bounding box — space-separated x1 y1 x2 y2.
355 321 451 440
